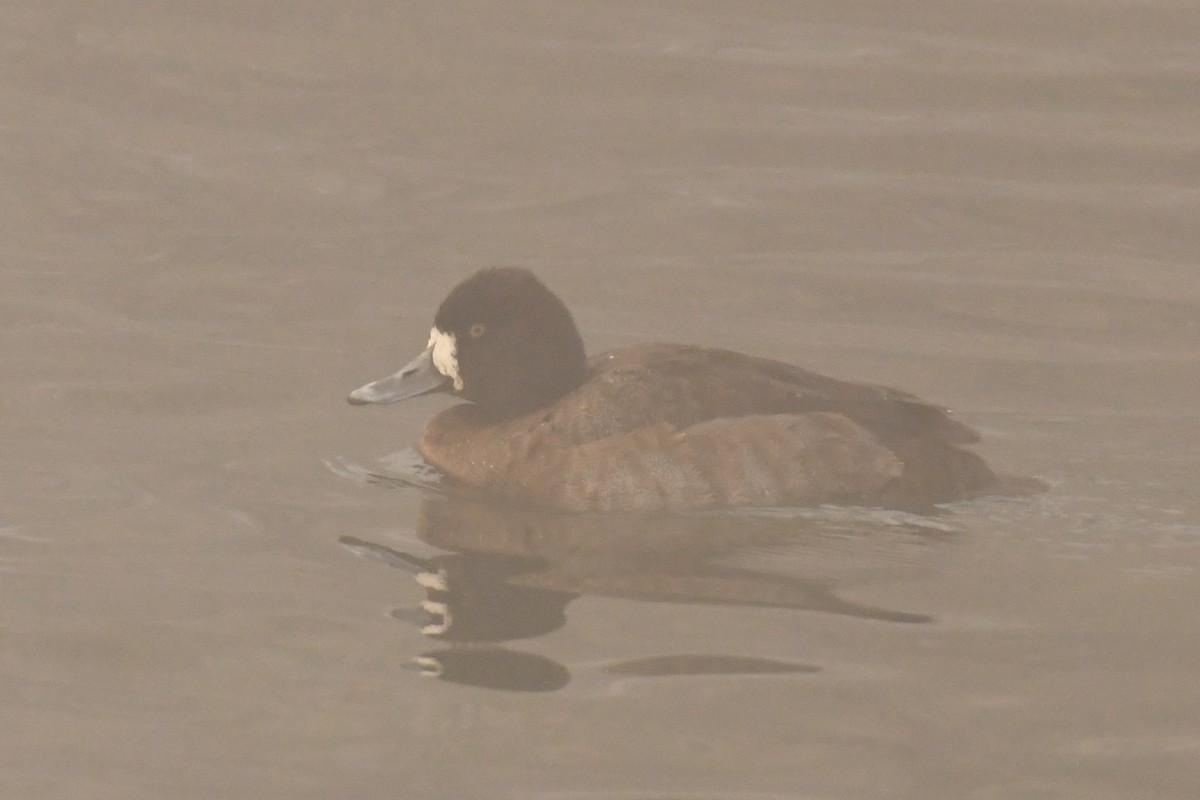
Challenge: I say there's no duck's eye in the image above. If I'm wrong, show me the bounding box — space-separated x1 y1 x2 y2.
468 322 486 339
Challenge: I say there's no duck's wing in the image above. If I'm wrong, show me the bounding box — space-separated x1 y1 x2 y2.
562 344 980 446
496 412 905 512
726 347 982 445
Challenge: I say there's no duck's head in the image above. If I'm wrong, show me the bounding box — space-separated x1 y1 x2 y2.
348 267 588 420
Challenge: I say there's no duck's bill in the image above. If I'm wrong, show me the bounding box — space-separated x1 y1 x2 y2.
347 347 451 405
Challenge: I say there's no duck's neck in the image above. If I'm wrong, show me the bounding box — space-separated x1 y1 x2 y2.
480 331 588 421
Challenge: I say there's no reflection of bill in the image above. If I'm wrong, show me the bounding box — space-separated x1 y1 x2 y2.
340 495 942 691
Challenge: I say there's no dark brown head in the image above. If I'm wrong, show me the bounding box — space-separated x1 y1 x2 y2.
348 267 588 420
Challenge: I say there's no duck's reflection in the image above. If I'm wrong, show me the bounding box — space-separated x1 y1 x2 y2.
342 494 943 691
408 649 571 693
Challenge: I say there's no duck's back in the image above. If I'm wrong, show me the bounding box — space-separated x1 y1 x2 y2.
421 344 1002 512
547 344 980 446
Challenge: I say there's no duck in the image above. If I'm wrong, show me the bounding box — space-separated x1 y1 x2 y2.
348 266 1030 513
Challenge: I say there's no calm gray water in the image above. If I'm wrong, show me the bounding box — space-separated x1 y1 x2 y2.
3 2 1199 798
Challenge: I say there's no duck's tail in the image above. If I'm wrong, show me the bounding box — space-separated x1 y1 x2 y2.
877 437 1044 512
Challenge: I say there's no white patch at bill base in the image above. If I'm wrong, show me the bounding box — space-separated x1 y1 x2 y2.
428 327 462 391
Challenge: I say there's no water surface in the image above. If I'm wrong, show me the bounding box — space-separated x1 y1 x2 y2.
3 2 1198 798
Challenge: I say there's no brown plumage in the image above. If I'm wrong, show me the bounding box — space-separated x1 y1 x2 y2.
349 268 1036 513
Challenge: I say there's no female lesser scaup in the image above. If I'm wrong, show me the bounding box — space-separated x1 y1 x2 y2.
349 267 1031 512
